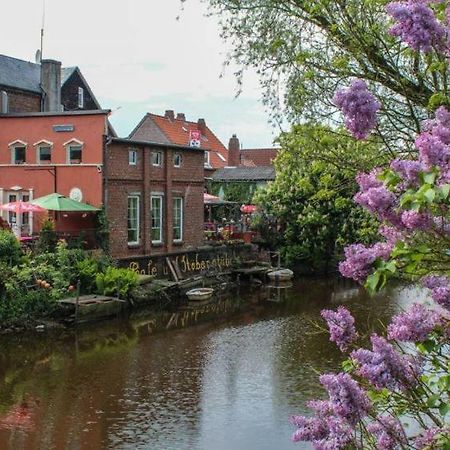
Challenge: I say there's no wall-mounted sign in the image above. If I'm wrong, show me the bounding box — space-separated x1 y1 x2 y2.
53 124 74 132
189 130 201 148
69 187 83 202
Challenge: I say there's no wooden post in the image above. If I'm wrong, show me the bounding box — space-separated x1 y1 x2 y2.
75 279 81 323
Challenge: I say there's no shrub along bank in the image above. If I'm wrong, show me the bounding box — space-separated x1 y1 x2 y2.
0 229 138 329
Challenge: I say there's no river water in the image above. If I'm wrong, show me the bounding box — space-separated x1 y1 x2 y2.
0 278 425 450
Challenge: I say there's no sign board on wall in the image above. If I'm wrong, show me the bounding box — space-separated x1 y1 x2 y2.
189 130 201 148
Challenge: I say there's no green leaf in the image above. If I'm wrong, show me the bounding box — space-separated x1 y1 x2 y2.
366 271 381 294
439 402 450 416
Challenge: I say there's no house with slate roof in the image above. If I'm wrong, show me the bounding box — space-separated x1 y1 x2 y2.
129 110 228 175
0 54 101 114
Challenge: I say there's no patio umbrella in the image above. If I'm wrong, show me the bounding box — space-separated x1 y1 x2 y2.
31 193 100 212
0 201 46 214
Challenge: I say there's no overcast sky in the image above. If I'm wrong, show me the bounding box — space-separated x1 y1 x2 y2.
1 0 279 148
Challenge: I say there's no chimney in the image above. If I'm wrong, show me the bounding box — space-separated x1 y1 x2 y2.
41 59 61 112
197 118 206 135
176 112 186 121
228 134 240 167
164 110 175 121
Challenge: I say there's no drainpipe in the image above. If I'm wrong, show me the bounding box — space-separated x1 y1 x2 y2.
103 134 112 214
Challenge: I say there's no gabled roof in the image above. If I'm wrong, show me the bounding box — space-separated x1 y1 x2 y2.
240 147 280 167
211 166 276 182
0 54 41 93
129 112 229 169
0 55 100 108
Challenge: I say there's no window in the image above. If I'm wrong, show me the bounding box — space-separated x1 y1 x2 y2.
127 195 140 244
34 141 52 164
67 144 82 164
78 87 84 108
12 145 26 165
7 193 17 226
173 197 183 242
151 195 163 243
1 91 8 113
21 194 30 231
152 151 162 166
173 153 182 167
129 149 137 165
204 150 211 168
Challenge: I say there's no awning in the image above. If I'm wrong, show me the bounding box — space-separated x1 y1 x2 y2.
31 193 100 212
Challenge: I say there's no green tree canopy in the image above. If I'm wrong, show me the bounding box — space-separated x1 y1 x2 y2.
255 124 385 272
200 0 449 148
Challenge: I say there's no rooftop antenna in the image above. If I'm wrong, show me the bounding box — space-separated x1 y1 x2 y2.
39 0 46 62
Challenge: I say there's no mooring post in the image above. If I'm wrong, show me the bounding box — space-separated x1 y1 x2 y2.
75 279 81 324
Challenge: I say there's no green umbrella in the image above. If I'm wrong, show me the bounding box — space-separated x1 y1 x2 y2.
31 193 100 212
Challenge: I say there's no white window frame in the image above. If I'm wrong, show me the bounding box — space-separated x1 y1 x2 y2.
172 197 183 242
204 150 211 168
129 149 137 165
34 140 53 164
78 87 84 108
173 153 182 168
127 194 140 245
9 140 27 165
152 151 163 167
151 194 163 244
64 139 84 164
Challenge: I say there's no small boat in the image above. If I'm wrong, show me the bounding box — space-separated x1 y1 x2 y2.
186 288 214 302
267 268 294 282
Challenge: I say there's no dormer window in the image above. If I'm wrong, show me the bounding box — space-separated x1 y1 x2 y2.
64 139 83 164
78 87 84 108
9 140 27 165
34 140 53 164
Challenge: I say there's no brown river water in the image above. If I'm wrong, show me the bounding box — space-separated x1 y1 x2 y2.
0 278 425 450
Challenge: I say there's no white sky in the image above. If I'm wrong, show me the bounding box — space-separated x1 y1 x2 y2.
1 0 279 148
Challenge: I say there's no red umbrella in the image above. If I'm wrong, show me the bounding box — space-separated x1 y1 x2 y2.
0 201 46 213
240 204 257 214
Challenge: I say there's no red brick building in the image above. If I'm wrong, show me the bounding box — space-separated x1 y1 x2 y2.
0 111 205 258
129 110 228 176
105 138 205 258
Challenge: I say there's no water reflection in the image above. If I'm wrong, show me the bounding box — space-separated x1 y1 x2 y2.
0 278 425 449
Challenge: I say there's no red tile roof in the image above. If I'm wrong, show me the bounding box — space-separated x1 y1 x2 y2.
240 148 279 167
129 113 228 169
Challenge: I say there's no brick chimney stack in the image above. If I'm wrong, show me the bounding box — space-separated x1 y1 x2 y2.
228 134 240 167
164 110 175 120
176 113 186 121
41 59 61 112
197 118 206 135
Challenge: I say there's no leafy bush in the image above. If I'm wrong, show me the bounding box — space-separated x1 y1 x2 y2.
95 267 138 298
0 230 21 266
36 218 57 253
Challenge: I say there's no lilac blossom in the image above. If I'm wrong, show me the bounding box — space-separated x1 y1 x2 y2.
414 427 450 449
321 307 358 352
422 106 450 145
339 242 393 283
390 159 424 185
290 414 353 449
354 186 396 216
379 225 403 245
387 303 441 341
386 0 446 52
400 210 431 230
415 133 450 169
333 79 381 140
367 415 407 450
319 373 371 425
355 170 383 191
351 335 420 390
422 275 450 309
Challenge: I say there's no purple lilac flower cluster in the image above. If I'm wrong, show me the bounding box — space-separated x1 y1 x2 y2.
390 159 424 186
386 0 446 52
338 241 394 283
414 427 450 449
422 275 450 309
351 334 420 390
321 306 358 351
387 303 442 341
367 415 407 450
290 373 370 448
332 79 381 140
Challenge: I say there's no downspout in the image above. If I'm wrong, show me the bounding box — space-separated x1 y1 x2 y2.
103 134 112 214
